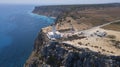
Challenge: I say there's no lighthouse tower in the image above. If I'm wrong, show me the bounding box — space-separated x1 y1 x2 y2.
47 23 61 40
52 24 56 35
70 23 74 33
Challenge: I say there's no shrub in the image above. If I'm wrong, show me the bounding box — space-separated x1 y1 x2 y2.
107 35 116 39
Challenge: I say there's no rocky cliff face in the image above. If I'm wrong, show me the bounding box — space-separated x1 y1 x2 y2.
25 3 120 67
24 29 120 67
32 3 120 17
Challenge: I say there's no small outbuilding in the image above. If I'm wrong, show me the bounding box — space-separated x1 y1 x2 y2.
95 31 107 37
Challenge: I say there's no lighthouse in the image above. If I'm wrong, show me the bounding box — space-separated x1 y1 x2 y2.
70 23 75 33
47 23 62 40
52 23 56 35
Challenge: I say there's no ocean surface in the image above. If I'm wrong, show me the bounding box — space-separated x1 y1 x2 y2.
0 4 54 67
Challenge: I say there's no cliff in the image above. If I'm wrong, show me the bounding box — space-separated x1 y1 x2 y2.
32 3 120 17
25 3 120 67
24 28 120 67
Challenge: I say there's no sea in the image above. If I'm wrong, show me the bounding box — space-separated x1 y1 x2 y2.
0 4 54 67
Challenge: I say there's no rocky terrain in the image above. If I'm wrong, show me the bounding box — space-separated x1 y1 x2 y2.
33 3 120 31
33 3 120 17
24 29 120 67
25 3 120 67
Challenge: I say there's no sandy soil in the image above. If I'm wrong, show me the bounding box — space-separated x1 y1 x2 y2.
63 28 120 56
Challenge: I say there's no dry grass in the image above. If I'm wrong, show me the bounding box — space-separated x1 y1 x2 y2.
102 21 120 31
56 7 120 32
64 28 120 56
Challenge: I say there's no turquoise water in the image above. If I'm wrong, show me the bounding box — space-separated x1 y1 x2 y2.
0 4 54 67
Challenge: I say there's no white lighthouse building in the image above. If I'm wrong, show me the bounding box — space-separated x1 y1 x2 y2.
47 23 62 40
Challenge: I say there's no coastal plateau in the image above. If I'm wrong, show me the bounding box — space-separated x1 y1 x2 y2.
24 3 120 67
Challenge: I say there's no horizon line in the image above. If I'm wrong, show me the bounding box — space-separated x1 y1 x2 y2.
0 2 120 6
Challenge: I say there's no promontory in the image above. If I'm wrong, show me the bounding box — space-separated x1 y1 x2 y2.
24 3 120 67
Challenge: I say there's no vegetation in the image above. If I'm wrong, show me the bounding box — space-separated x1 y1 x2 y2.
107 35 116 39
110 40 120 49
62 35 86 41
102 21 120 31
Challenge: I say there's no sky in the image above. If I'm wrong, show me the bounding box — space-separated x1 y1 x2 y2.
0 0 120 5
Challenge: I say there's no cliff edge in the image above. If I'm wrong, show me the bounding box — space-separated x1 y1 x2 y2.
24 27 120 67
25 3 120 67
24 28 120 67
